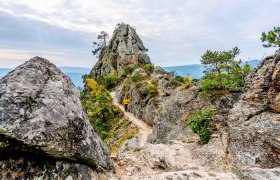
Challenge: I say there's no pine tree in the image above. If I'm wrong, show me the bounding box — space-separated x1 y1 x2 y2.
261 27 280 48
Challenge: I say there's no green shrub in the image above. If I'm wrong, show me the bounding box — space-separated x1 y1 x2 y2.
180 76 192 90
97 70 121 89
188 109 214 144
148 89 157 98
142 64 154 74
147 84 157 98
150 78 158 87
82 78 122 140
122 65 137 77
131 73 143 83
175 75 184 83
192 78 200 83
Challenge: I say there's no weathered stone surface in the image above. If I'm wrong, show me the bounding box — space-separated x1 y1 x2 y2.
115 139 238 179
228 49 280 177
90 23 151 79
131 68 146 76
154 66 167 75
0 57 114 178
241 167 280 180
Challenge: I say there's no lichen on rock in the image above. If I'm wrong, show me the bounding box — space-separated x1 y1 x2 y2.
0 57 114 179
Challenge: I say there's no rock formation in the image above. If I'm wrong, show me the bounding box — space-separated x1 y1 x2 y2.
98 24 280 179
90 23 151 78
227 49 280 179
0 57 113 179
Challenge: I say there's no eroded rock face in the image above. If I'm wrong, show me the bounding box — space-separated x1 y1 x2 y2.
0 57 113 179
90 23 151 78
228 49 280 178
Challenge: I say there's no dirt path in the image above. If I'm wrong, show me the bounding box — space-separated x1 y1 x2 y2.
110 92 152 145
109 92 238 179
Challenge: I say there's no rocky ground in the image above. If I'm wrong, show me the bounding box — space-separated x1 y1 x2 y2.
110 92 238 179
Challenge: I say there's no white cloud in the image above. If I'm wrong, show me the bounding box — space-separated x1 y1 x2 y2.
0 48 95 68
0 0 279 67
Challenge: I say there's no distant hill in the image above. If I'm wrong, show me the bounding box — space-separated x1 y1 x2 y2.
241 59 260 68
163 64 204 79
0 66 91 88
0 60 259 87
163 59 260 79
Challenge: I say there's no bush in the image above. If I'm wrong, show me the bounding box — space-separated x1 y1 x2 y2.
180 76 192 90
147 84 157 98
150 78 158 87
82 78 122 140
192 78 200 83
131 73 143 83
142 64 154 74
188 109 214 144
175 75 184 83
96 70 121 89
122 65 137 77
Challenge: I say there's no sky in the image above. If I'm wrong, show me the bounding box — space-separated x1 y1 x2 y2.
0 0 279 68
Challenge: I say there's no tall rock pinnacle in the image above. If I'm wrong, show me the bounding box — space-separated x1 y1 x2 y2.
90 23 151 79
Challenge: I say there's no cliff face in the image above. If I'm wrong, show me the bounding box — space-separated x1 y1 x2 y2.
227 50 280 178
90 23 151 78
0 57 113 179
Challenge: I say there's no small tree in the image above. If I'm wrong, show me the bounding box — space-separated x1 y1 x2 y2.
200 47 251 92
92 31 109 56
261 27 280 48
201 47 240 75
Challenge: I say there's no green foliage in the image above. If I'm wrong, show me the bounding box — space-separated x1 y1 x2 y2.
142 64 154 74
175 75 184 83
131 73 143 83
147 84 157 98
192 78 200 83
200 47 251 93
96 70 121 89
92 31 109 57
81 78 122 140
188 109 214 144
122 65 137 77
201 47 240 75
180 76 192 90
261 27 280 48
150 78 158 87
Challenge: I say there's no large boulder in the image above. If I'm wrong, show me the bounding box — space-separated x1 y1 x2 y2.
228 49 280 178
90 23 151 78
0 57 114 179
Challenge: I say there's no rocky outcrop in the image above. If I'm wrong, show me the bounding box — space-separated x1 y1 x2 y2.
115 138 238 179
0 57 113 179
228 49 280 178
115 68 181 127
90 23 151 79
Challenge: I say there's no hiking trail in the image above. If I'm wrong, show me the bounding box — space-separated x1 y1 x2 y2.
110 92 152 145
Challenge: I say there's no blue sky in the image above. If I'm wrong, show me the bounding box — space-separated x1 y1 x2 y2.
0 0 279 68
